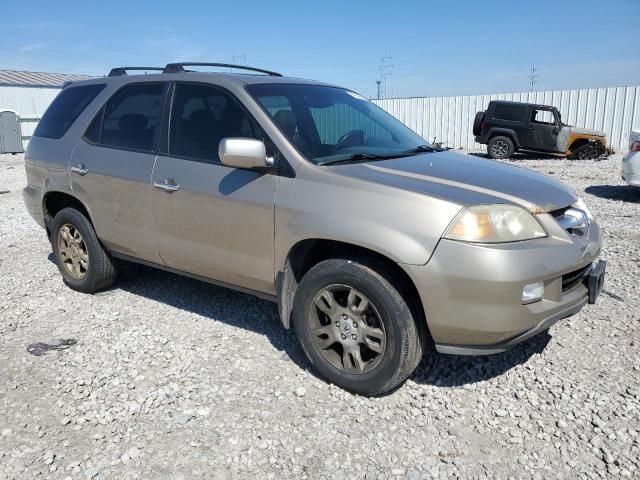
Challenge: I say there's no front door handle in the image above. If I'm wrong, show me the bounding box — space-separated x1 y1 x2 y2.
154 179 180 192
71 163 89 176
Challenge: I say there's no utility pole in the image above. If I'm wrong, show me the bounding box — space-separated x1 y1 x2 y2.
376 80 381 100
528 63 538 92
230 54 247 73
379 51 394 99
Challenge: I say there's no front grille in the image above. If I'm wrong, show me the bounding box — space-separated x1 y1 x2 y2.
562 264 591 292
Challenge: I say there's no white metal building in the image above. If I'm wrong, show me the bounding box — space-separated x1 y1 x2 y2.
0 70 93 149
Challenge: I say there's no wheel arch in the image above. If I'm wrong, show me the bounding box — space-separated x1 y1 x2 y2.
567 136 604 155
487 128 520 148
42 191 95 238
275 238 428 341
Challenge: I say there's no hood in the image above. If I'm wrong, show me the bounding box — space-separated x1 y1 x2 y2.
332 150 577 212
565 125 606 137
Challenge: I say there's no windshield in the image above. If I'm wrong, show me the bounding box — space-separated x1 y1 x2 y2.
246 83 429 165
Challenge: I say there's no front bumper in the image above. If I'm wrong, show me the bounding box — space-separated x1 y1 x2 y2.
403 212 602 355
622 151 640 187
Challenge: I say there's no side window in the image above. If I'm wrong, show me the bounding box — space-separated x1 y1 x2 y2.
99 83 165 152
34 84 105 139
531 109 556 125
492 104 526 122
169 84 259 162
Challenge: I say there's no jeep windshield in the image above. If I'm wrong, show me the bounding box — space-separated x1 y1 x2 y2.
246 83 430 165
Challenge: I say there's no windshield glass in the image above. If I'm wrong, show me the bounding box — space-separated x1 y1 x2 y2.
246 83 429 164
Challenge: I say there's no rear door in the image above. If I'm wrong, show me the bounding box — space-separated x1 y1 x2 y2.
151 82 278 294
520 107 560 152
71 82 168 263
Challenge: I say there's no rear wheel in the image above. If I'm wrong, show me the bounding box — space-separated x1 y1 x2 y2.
51 208 117 293
488 136 515 159
292 258 423 396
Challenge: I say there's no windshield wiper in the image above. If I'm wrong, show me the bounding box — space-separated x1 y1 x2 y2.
318 152 406 166
402 144 439 154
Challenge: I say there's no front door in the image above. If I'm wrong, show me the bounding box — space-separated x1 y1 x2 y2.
71 82 167 263
152 83 278 294
520 107 560 152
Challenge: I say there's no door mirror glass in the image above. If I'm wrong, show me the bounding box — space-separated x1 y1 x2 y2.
219 138 272 169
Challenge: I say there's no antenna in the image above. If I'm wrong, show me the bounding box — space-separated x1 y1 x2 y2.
379 51 394 99
528 63 538 92
376 80 382 100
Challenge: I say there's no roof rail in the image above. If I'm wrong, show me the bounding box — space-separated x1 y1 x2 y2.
163 62 282 77
108 67 165 77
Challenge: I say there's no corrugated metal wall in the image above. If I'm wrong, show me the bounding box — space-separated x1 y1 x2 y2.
373 86 640 151
0 85 61 148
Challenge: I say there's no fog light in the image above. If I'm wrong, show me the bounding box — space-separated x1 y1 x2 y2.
522 282 544 304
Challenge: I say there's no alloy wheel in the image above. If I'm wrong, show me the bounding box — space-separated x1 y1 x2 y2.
491 139 509 157
57 223 89 280
308 284 386 374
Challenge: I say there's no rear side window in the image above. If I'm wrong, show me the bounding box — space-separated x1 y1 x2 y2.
91 83 165 152
492 104 526 122
33 84 105 139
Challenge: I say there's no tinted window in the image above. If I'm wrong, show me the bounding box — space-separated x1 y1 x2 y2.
248 84 426 164
170 84 259 162
100 83 165 152
492 104 526 122
33 84 105 139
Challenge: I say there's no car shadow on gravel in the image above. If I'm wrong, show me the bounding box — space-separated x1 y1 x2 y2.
49 257 310 370
51 256 553 390
411 333 551 388
585 185 640 203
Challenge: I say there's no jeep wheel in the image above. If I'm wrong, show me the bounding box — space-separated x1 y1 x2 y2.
488 136 515 159
51 208 117 293
292 258 422 396
572 143 600 160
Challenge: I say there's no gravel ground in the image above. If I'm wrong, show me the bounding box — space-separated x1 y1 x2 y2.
0 151 638 479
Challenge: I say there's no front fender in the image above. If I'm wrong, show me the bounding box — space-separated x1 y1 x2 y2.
274 174 462 272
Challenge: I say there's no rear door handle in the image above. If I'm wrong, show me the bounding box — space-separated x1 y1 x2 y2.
154 179 180 192
71 164 89 175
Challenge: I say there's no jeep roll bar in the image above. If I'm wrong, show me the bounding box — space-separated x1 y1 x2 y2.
162 62 283 77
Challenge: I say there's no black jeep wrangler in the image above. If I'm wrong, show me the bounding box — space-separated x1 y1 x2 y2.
474 100 609 160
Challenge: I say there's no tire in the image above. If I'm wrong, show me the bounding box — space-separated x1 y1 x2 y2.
51 208 117 293
571 142 600 160
292 258 423 396
472 111 485 136
488 135 515 159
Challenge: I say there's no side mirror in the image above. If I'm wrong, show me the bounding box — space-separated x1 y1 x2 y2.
218 138 273 170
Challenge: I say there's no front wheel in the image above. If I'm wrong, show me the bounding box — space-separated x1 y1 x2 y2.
292 258 423 396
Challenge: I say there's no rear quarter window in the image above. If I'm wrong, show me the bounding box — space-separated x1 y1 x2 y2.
492 104 526 122
33 84 106 139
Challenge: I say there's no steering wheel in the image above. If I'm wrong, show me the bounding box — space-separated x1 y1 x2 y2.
335 130 365 151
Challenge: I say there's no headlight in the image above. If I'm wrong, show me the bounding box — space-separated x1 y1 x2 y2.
444 204 547 243
573 197 593 222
